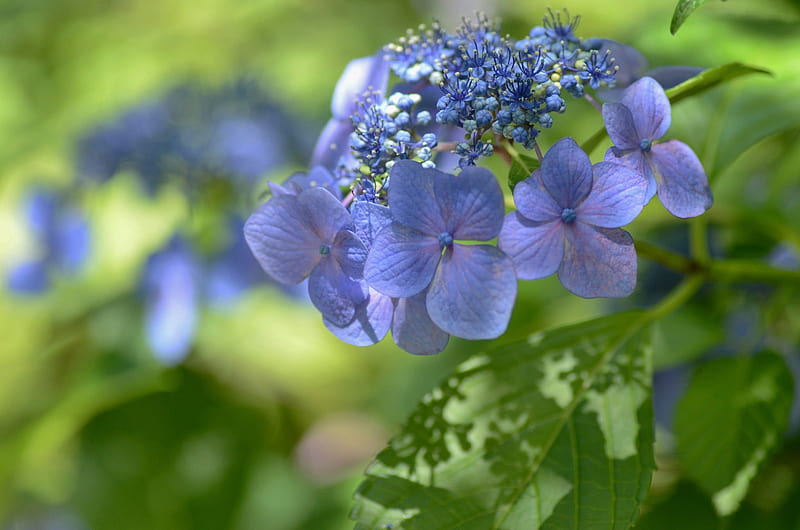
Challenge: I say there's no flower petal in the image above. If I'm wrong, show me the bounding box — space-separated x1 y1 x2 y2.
332 230 368 279
652 140 713 218
540 137 592 208
577 161 647 228
330 54 389 119
310 119 353 170
512 170 561 223
435 165 505 241
324 288 393 346
392 291 450 355
604 147 656 203
364 222 440 298
559 224 637 298
621 76 672 141
498 212 564 280
244 193 322 284
602 102 640 151
351 201 393 251
427 244 517 339
387 160 445 235
298 186 353 241
308 255 368 327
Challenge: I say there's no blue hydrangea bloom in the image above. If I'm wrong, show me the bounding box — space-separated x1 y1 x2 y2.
244 187 368 326
603 77 713 218
364 160 516 339
499 137 647 298
142 236 199 365
6 188 90 294
323 200 449 354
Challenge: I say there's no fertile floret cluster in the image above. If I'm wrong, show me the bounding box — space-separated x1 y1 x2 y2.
244 10 713 355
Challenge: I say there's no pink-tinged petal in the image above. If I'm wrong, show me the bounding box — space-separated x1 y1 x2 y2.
512 172 561 223
559 224 637 298
604 147 656 203
311 118 353 169
387 160 445 235
244 194 321 284
498 212 564 280
332 230 368 279
435 165 505 241
577 161 647 228
621 77 672 141
324 289 393 346
351 201 393 251
652 140 713 218
298 187 353 242
364 222 440 298
309 256 368 327
602 102 640 151
540 137 592 208
427 244 517 340
392 291 450 355
330 54 389 119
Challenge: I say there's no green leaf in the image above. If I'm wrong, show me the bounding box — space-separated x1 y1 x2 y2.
351 312 655 530
665 63 771 105
507 153 540 191
670 0 719 35
674 352 794 517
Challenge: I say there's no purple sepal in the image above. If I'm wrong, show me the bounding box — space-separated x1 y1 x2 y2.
652 140 713 218
559 225 637 298
499 213 564 281
365 222 440 298
392 291 450 355
324 288 393 346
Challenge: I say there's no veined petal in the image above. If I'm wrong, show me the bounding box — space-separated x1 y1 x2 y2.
577 161 647 228
604 147 656 203
498 212 564 280
244 194 322 284
324 289 393 346
364 222 440 298
332 230 368 279
298 186 353 242
427 244 517 340
309 256 368 327
652 140 713 218
392 291 450 355
621 77 672 141
330 54 389 119
387 160 445 235
351 201 393 251
512 171 561 223
559 224 637 298
435 165 505 241
540 137 592 208
602 102 641 151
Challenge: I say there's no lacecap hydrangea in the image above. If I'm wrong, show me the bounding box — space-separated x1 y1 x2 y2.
244 11 712 355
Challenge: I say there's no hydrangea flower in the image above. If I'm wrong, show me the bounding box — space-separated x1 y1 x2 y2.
244 186 368 326
602 76 713 218
499 137 647 298
364 160 516 339
6 187 90 294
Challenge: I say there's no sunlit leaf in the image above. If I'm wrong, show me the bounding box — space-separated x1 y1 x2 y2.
351 312 655 529
674 352 794 517
670 0 720 35
507 153 540 191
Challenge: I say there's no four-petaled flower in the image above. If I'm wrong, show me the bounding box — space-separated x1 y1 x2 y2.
603 76 713 218
499 137 647 298
244 186 368 326
364 160 517 339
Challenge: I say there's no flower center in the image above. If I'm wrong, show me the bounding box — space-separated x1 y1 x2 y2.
319 244 331 256
438 232 454 248
561 207 577 224
640 139 652 152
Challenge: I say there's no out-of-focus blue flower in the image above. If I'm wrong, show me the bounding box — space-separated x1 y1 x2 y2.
142 236 199 365
603 77 713 218
6 187 90 294
76 79 308 195
499 137 647 298
244 187 368 326
364 160 516 340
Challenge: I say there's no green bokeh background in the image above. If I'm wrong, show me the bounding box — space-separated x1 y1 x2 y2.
0 0 799 528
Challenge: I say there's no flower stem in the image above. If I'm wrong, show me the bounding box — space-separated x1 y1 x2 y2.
635 240 698 275
646 275 705 322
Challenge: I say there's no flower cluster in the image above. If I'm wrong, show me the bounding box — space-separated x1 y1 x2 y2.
244 11 713 355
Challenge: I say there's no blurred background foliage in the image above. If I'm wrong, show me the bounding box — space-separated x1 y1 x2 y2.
0 0 799 528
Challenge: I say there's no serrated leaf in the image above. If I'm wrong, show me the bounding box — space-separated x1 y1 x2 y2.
670 0 718 35
507 153 540 191
674 352 794 517
351 312 655 530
